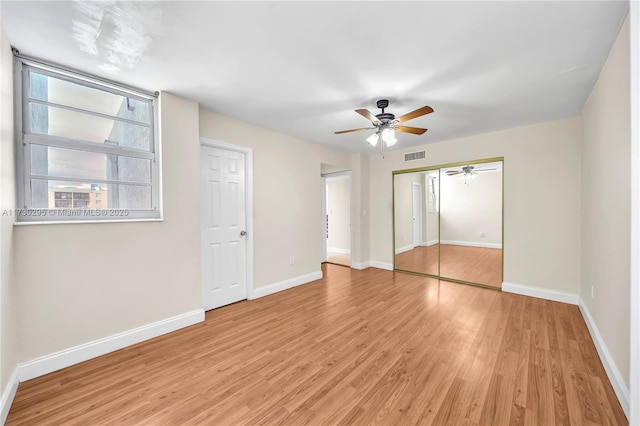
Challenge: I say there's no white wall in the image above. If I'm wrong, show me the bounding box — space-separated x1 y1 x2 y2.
440 170 502 246
199 109 352 287
326 176 350 253
14 92 203 362
582 14 630 391
370 117 582 294
0 23 17 409
630 3 640 423
422 172 439 245
393 172 421 251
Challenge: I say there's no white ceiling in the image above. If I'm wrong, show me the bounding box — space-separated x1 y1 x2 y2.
0 1 629 153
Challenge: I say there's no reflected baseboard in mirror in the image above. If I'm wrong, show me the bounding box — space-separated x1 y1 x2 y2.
393 157 504 289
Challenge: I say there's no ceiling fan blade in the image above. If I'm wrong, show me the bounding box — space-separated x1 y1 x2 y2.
475 168 498 172
355 109 382 124
334 127 374 135
395 105 434 123
395 125 428 135
446 171 462 175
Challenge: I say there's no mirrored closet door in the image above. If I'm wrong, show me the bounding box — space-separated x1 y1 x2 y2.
393 158 503 289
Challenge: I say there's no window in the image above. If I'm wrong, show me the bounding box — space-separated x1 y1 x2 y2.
14 56 160 222
427 175 438 213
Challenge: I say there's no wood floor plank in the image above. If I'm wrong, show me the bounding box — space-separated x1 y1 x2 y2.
6 264 626 425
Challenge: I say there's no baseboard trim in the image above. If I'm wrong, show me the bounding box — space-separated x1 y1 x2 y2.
351 261 370 270
17 309 205 382
1 368 18 424
502 281 579 305
327 247 351 255
394 245 413 255
252 270 323 299
370 261 394 271
578 298 630 417
440 240 502 249
421 240 439 247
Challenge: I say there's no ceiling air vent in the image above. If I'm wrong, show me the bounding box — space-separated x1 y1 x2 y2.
404 150 426 162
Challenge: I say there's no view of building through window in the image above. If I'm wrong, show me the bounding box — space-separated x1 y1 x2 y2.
17 61 159 220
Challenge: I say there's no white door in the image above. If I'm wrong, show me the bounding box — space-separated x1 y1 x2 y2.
201 145 247 310
412 182 422 247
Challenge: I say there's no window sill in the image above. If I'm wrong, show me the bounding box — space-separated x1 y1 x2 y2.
14 218 164 226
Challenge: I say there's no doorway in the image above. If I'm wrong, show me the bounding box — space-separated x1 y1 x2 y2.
322 171 352 267
200 139 254 310
412 182 422 248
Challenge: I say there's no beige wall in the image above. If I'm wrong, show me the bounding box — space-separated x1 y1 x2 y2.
14 92 202 362
199 110 352 287
581 15 630 388
350 153 369 265
440 170 502 246
370 117 582 293
0 24 17 397
326 176 350 252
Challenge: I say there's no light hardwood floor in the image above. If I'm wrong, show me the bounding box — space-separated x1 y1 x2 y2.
7 264 626 425
395 244 503 288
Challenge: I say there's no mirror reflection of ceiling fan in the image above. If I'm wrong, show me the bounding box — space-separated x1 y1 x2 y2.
445 165 497 177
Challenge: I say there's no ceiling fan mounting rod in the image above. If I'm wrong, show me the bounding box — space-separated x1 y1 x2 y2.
376 99 389 112
375 99 395 122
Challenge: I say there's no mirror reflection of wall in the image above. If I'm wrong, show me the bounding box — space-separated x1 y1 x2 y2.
394 170 439 276
440 162 502 287
393 159 503 289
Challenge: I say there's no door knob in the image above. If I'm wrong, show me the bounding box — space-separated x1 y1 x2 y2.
240 230 247 236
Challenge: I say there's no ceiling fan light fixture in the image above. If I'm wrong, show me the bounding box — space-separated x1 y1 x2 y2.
381 128 395 143
366 132 379 147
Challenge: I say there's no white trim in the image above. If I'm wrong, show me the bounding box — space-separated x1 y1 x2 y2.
394 245 413 255
351 261 371 270
324 172 350 181
327 247 351 255
199 138 254 308
322 170 353 271
440 240 502 249
421 240 438 247
579 298 630 417
17 309 204 382
321 176 327 263
502 281 579 305
251 271 323 299
1 368 18 425
630 2 640 423
370 261 393 271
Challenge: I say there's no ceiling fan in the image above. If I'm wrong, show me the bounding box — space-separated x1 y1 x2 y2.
334 99 434 154
445 165 497 177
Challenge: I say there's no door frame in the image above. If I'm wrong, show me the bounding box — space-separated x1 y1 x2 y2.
322 171 353 268
412 182 422 248
321 176 328 263
200 137 255 301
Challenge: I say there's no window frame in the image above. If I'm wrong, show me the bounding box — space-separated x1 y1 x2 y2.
14 55 161 223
